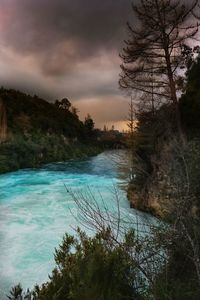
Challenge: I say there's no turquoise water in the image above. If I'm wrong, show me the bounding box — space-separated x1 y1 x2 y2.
0 150 151 298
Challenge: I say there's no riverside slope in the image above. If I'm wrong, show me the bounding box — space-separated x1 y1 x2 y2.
0 150 153 299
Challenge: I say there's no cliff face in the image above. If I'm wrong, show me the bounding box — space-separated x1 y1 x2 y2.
0 98 7 143
128 137 200 219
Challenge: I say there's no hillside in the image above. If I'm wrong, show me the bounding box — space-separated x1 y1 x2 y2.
0 88 99 173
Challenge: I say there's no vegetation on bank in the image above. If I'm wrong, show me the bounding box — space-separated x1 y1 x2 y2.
5 0 200 299
0 88 102 173
0 88 127 173
120 0 200 299
0 133 100 173
7 228 148 300
127 51 200 217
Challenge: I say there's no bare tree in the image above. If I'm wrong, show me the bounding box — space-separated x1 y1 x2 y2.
127 96 135 149
120 0 200 141
64 184 166 288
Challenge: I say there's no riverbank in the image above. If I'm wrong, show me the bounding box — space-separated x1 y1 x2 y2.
0 150 137 299
0 88 104 174
127 136 200 219
0 133 101 174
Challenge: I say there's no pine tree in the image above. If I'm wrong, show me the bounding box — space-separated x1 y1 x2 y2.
120 0 199 141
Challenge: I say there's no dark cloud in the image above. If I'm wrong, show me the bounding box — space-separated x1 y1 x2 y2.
77 96 129 123
0 0 134 129
1 0 132 76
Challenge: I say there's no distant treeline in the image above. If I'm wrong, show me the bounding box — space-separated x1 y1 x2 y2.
0 88 101 173
0 88 127 173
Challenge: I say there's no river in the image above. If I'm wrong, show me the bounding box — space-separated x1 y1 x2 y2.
0 150 152 298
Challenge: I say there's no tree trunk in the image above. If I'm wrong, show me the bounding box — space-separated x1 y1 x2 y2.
164 48 185 145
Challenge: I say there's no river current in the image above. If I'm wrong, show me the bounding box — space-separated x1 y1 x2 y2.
0 150 151 298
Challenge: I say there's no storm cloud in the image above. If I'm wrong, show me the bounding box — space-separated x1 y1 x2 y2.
0 0 134 129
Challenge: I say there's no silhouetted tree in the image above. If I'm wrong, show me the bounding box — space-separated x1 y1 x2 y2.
84 114 95 132
180 51 200 131
70 106 79 117
120 0 199 140
103 125 108 132
55 98 71 110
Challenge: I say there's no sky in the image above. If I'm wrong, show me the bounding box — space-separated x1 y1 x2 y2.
0 0 135 130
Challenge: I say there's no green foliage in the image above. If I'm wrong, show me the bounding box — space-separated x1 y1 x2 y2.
151 223 200 300
40 229 141 300
0 88 101 173
0 133 100 173
126 43 200 300
126 62 200 300
129 105 176 191
8 229 147 300
0 88 87 139
7 283 38 300
7 217 200 300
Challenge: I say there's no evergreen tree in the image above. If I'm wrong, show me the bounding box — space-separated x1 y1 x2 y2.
120 0 199 140
180 51 200 131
